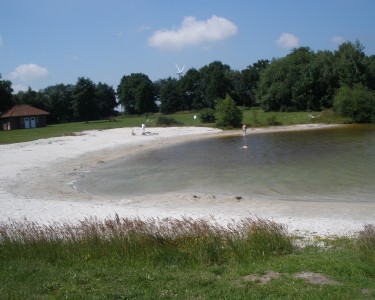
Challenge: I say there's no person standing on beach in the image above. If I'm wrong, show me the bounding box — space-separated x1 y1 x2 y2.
242 124 247 135
141 123 146 135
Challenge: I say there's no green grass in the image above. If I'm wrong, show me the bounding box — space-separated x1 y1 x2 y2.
0 109 352 144
243 108 352 127
0 115 146 144
0 112 200 144
0 217 374 299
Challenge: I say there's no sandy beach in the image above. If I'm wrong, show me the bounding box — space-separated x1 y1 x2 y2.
1 124 374 238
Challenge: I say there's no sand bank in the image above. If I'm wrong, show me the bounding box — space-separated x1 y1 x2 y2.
1 124 373 238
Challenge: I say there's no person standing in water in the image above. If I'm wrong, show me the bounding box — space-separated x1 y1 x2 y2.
242 124 247 135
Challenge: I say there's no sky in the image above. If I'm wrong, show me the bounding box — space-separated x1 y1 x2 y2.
1 0 375 93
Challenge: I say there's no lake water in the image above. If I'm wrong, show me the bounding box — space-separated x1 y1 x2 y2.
76 124 375 202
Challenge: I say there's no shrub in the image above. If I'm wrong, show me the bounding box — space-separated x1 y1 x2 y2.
215 95 243 128
156 116 183 126
333 85 375 123
200 108 216 123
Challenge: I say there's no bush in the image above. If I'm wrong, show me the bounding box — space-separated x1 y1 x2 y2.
156 116 183 126
215 95 243 128
200 108 216 123
333 85 375 123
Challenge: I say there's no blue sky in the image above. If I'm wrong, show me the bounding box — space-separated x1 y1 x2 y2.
1 0 375 93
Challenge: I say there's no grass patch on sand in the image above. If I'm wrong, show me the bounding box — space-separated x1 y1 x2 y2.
0 216 374 299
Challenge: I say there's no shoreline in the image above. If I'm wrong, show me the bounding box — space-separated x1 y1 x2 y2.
1 124 373 238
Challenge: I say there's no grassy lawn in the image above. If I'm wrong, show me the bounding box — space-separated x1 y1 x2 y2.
0 115 145 144
0 109 351 144
0 217 374 299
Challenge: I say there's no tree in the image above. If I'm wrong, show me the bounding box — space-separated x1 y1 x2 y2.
287 47 316 110
178 68 203 110
227 70 243 105
117 73 157 114
13 87 49 112
365 55 375 90
199 61 233 108
215 95 243 128
258 47 326 111
307 50 338 110
334 40 367 87
333 85 375 123
39 84 74 122
0 75 14 113
257 57 292 111
159 77 181 114
96 82 117 118
240 59 270 107
72 77 98 121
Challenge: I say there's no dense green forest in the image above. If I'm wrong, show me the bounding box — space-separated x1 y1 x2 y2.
1 40 375 123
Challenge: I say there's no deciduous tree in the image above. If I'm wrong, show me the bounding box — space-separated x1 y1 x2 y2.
241 59 270 107
40 84 74 122
159 77 181 114
96 82 117 118
117 73 157 114
0 75 14 113
72 77 98 121
334 40 367 87
200 61 232 108
178 68 202 110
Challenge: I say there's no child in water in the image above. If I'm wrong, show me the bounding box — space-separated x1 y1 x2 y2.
242 124 247 135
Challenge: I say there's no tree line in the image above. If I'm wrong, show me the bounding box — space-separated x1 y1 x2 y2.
1 40 375 123
0 77 117 123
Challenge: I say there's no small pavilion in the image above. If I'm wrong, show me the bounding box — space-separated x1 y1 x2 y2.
1 104 50 130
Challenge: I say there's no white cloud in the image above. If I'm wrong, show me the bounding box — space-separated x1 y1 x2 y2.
12 83 29 93
331 36 345 46
275 32 299 48
9 64 49 82
148 15 238 51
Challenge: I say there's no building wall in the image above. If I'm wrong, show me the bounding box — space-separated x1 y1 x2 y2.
1 115 47 130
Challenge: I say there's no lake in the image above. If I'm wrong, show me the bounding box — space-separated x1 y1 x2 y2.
76 124 375 202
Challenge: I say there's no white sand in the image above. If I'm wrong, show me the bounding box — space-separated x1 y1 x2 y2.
1 124 374 238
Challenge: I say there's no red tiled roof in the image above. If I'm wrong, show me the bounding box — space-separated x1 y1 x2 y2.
1 105 50 118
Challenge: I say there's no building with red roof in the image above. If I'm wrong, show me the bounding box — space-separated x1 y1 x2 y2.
0 104 50 130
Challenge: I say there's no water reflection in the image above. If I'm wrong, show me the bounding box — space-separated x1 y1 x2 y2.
77 124 375 202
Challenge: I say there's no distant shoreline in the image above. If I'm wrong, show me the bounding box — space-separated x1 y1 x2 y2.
1 124 373 238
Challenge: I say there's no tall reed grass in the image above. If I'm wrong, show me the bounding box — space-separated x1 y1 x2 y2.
356 224 375 265
0 215 293 266
2 216 374 267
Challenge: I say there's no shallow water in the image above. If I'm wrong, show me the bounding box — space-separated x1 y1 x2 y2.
76 124 375 202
